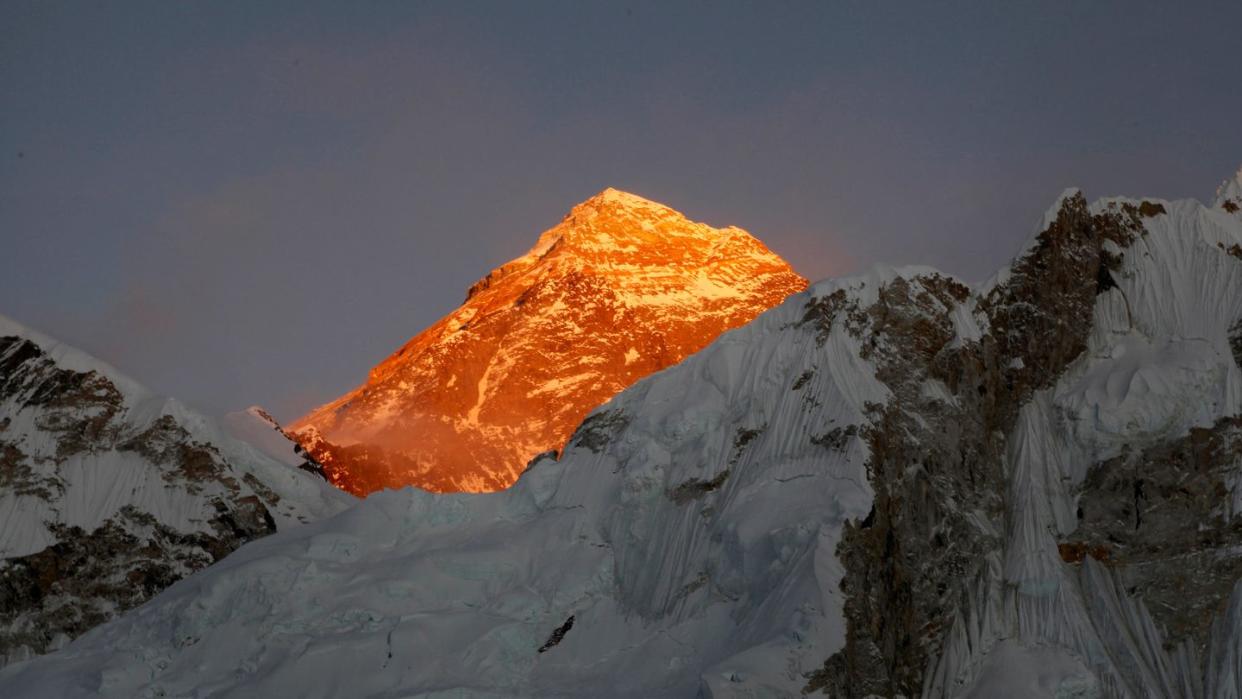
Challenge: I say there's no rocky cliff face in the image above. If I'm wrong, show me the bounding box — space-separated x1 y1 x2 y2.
290 188 807 495
0 316 352 667
3 171 1241 698
805 193 1185 696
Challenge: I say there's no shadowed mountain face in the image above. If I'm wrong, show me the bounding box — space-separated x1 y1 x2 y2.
289 189 807 495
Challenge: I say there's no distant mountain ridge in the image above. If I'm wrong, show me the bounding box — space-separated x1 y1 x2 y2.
290 188 807 495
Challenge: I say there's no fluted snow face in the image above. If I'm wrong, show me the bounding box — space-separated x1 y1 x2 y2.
289 189 807 495
932 195 1242 698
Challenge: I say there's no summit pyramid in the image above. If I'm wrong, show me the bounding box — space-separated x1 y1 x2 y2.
290 189 808 494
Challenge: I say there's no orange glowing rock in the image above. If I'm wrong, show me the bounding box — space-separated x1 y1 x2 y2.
289 188 807 495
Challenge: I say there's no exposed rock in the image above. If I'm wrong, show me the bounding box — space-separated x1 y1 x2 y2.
284 429 419 495
537 615 575 653
0 440 61 500
1136 200 1167 218
791 369 815 391
1 336 125 462
568 409 630 454
1063 416 1242 658
807 193 1154 696
0 498 278 663
809 424 857 451
667 470 730 505
520 449 559 477
119 415 231 491
805 272 1006 697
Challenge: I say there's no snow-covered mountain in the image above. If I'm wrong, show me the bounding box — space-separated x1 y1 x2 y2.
290 188 807 495
0 316 353 667
3 169 1242 698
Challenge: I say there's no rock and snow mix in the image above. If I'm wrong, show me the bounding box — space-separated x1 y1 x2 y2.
2 169 1242 697
0 316 352 667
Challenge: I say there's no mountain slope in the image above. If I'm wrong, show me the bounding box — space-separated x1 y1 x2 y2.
3 170 1242 697
290 188 807 495
0 315 353 666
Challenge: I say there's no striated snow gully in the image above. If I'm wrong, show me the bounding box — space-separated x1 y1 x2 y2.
2 171 1242 697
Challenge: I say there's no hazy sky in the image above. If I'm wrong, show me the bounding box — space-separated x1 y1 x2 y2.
3 1 1240 420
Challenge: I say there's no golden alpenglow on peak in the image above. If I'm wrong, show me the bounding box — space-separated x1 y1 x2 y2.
570 187 684 222
289 191 808 495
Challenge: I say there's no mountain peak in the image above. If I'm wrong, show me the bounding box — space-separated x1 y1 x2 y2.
580 187 669 211
565 187 683 227
501 189 760 280
290 190 807 495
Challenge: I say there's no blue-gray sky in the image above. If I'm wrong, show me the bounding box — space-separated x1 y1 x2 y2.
3 1 1240 420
